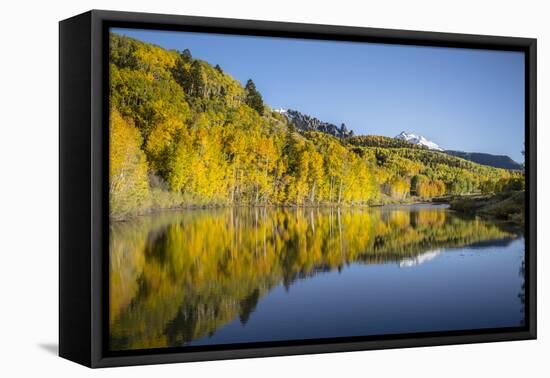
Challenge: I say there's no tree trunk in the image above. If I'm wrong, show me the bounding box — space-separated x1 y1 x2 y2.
310 182 316 204
329 177 334 203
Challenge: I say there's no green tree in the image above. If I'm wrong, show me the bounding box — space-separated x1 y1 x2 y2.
189 61 205 98
244 79 264 115
181 48 192 62
172 55 188 90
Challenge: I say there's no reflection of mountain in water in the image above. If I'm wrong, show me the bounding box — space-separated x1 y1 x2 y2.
399 250 441 268
109 207 518 351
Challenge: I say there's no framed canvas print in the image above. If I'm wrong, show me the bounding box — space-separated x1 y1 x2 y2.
59 10 537 368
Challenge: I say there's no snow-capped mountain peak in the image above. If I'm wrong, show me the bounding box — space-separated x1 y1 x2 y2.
395 131 443 151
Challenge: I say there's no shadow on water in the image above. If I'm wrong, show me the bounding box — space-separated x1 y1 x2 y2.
109 206 522 351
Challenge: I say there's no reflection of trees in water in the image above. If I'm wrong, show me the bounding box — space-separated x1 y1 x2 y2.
109 207 517 351
239 288 260 324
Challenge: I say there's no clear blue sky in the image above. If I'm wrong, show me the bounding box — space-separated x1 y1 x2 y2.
112 28 525 162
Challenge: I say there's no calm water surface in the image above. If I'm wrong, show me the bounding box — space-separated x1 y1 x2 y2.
109 205 524 351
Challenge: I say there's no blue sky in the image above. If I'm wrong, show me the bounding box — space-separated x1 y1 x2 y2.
112 28 525 162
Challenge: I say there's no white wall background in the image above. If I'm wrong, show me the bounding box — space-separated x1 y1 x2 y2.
0 0 547 376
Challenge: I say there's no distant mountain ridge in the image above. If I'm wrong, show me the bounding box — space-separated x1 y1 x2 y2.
277 111 521 171
275 108 353 138
444 150 522 170
392 131 521 170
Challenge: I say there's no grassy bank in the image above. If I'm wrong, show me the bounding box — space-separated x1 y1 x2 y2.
450 191 525 225
111 191 451 222
110 188 231 222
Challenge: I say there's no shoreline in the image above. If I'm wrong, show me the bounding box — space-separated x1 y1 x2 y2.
110 198 450 222
110 192 524 226
449 191 525 227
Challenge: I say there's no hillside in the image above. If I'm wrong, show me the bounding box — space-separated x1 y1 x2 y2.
346 135 426 149
366 131 521 170
445 150 523 170
389 131 521 170
109 33 524 218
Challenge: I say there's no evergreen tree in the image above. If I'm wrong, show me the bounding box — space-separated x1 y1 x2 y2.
181 48 192 62
172 55 188 89
244 79 264 115
189 61 205 97
215 64 223 73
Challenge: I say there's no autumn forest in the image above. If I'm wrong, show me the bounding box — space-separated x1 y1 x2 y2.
109 33 524 218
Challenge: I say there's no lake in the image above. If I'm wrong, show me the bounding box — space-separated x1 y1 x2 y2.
109 205 525 351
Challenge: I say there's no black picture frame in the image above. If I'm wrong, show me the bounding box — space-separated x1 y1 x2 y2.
59 9 537 368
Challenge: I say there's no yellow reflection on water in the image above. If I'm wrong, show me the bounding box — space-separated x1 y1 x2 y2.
109 206 515 351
